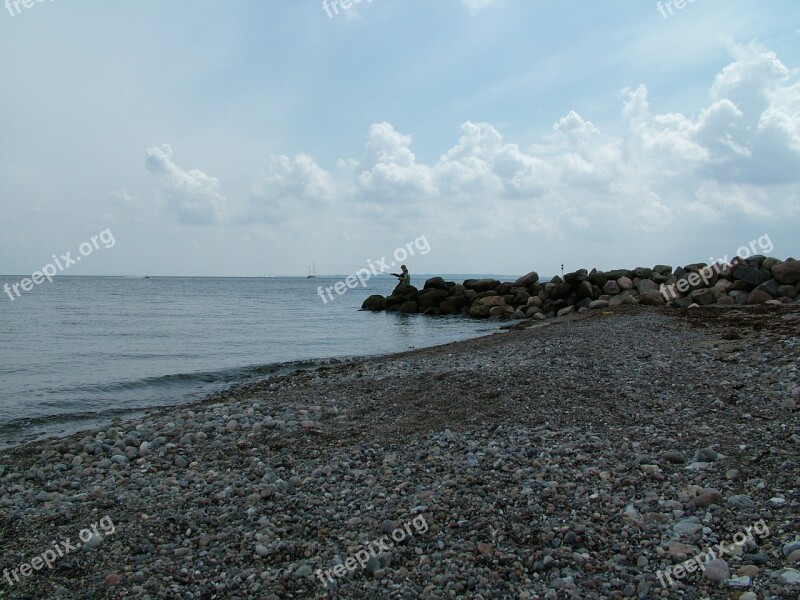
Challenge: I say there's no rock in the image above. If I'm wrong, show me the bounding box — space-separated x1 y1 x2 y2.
393 283 419 296
638 291 665 306
732 265 767 286
294 565 312 578
673 519 703 537
174 456 188 468
688 488 723 508
617 276 633 291
361 295 386 311
589 300 609 310
576 280 594 300
398 301 418 314
603 280 620 295
637 279 659 294
557 306 575 317
463 279 501 293
469 303 492 318
418 289 450 309
724 575 751 588
783 541 800 557
423 276 448 291
660 451 686 464
747 289 773 305
704 559 730 582
478 295 506 307
634 267 654 279
489 305 514 317
653 265 672 275
772 260 800 285
756 278 780 297
773 568 800 585
694 447 718 462
365 554 381 575
725 495 755 509
255 544 269 557
563 269 588 285
778 284 798 298
690 288 718 305
105 573 121 586
514 271 539 287
789 549 800 563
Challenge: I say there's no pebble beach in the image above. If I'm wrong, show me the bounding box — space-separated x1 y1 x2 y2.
1 305 799 599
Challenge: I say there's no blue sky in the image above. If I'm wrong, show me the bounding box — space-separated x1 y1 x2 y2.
1 0 799 277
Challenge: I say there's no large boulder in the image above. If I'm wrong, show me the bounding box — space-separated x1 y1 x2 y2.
477 295 506 307
635 267 654 279
576 280 594 301
385 294 406 310
605 269 635 279
563 269 588 286
690 288 718 306
587 271 608 287
463 279 501 293
489 305 514 317
653 265 673 275
639 291 666 306
603 280 620 295
746 289 772 305
398 301 418 314
514 271 539 287
418 289 450 309
423 277 448 291
617 276 634 291
361 295 386 311
392 284 419 297
755 279 780 298
732 265 768 287
772 260 800 285
637 279 659 294
468 303 492 318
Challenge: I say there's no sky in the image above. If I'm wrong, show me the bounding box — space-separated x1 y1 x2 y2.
1 0 799 277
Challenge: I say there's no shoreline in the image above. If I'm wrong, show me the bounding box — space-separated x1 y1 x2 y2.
1 305 798 598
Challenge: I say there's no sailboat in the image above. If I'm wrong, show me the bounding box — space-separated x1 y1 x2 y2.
307 263 316 278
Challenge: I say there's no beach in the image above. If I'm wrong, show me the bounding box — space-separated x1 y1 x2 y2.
1 305 799 599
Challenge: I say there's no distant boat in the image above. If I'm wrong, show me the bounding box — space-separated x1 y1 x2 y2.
307 263 316 278
143 275 150 279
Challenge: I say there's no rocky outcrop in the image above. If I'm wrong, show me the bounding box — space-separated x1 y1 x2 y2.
361 257 800 319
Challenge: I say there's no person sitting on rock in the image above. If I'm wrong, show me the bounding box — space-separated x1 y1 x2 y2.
392 265 410 286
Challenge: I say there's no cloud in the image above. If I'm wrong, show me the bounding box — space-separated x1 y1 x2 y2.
150 45 800 239
461 0 500 15
248 153 338 223
145 144 228 225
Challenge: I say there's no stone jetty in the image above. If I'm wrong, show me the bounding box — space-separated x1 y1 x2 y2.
361 256 800 318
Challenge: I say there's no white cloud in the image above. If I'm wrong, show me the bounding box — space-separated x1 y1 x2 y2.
150 45 800 239
145 144 228 225
461 0 500 15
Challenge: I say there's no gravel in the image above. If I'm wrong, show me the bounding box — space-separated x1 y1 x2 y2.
0 305 798 599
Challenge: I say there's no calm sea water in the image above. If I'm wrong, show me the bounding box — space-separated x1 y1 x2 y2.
0 275 511 449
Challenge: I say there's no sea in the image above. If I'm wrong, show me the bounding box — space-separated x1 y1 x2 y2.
0 275 516 450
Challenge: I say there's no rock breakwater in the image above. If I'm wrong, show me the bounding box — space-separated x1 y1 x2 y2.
361 256 800 319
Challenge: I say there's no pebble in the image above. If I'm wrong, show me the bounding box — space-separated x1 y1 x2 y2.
0 310 797 599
